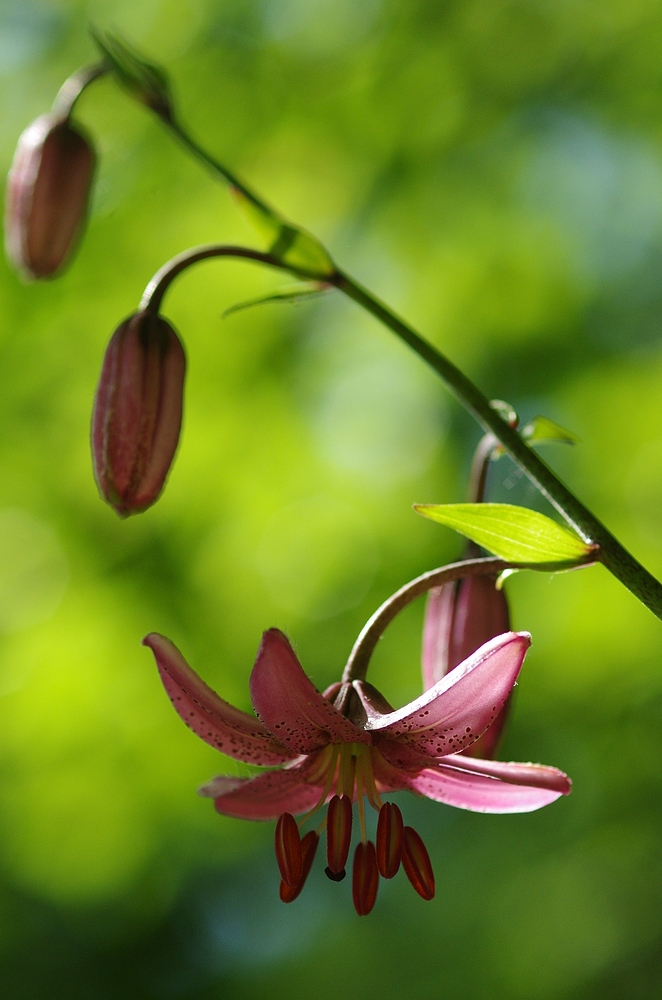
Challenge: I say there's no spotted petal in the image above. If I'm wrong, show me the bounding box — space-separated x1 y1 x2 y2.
363 632 530 758
143 633 297 765
249 629 370 753
212 761 326 820
373 752 570 813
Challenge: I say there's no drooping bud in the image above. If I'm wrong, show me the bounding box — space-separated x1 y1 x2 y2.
325 794 353 877
422 574 511 758
352 840 379 916
274 812 302 888
376 801 403 879
280 831 319 903
91 310 186 517
401 827 435 901
5 113 95 280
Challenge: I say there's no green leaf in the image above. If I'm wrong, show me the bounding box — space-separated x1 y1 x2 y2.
413 503 595 564
520 415 580 446
231 188 335 278
91 29 173 119
222 284 327 319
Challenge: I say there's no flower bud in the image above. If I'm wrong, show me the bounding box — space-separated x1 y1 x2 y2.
423 574 511 758
91 310 186 517
5 113 95 279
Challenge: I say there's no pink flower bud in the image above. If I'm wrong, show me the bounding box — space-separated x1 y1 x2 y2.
5 113 95 279
423 574 511 758
91 310 186 517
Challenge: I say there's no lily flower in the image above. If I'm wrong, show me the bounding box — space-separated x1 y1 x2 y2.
144 625 570 915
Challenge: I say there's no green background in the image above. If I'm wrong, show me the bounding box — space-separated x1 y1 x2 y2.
2 1 662 996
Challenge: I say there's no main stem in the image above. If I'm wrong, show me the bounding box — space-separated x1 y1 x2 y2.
332 271 662 619
152 110 662 619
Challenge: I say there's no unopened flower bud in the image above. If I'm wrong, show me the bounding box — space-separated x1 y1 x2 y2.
91 310 186 517
5 113 95 279
423 574 511 758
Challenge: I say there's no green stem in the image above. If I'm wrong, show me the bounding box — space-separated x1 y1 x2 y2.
134 91 662 619
139 244 309 314
332 270 662 619
342 555 594 682
52 62 107 119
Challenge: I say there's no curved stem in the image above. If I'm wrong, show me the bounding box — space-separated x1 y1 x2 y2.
52 63 107 119
342 555 595 682
140 244 314 314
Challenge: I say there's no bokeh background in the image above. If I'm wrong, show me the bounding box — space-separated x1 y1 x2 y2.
2 1 662 996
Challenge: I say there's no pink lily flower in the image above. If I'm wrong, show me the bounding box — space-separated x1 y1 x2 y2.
144 627 570 915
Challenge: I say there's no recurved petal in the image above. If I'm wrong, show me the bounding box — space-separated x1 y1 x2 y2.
197 776 247 798
364 632 529 758
249 629 370 753
401 758 571 813
212 763 326 820
143 633 298 765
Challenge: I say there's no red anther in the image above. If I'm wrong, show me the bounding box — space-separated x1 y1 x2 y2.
274 812 302 887
401 826 435 901
280 831 319 903
352 840 379 916
376 801 404 879
326 794 353 874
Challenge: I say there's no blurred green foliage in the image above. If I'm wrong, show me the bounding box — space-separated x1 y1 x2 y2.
2 0 662 996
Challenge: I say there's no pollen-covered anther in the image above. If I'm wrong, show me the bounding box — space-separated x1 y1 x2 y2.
352 840 379 916
326 794 353 875
280 831 319 903
275 812 302 887
401 826 435 901
376 801 404 879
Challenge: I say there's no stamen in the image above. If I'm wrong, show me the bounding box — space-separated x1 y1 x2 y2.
326 794 353 874
376 802 403 879
355 751 367 844
401 826 435 901
339 744 356 799
280 831 319 903
298 745 340 828
275 812 302 887
352 840 379 916
362 750 383 811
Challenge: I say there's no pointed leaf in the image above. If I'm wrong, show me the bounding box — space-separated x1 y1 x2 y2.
222 284 327 319
231 187 335 278
520 415 580 446
414 503 594 565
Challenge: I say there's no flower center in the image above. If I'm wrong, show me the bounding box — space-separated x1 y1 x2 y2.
274 742 435 914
